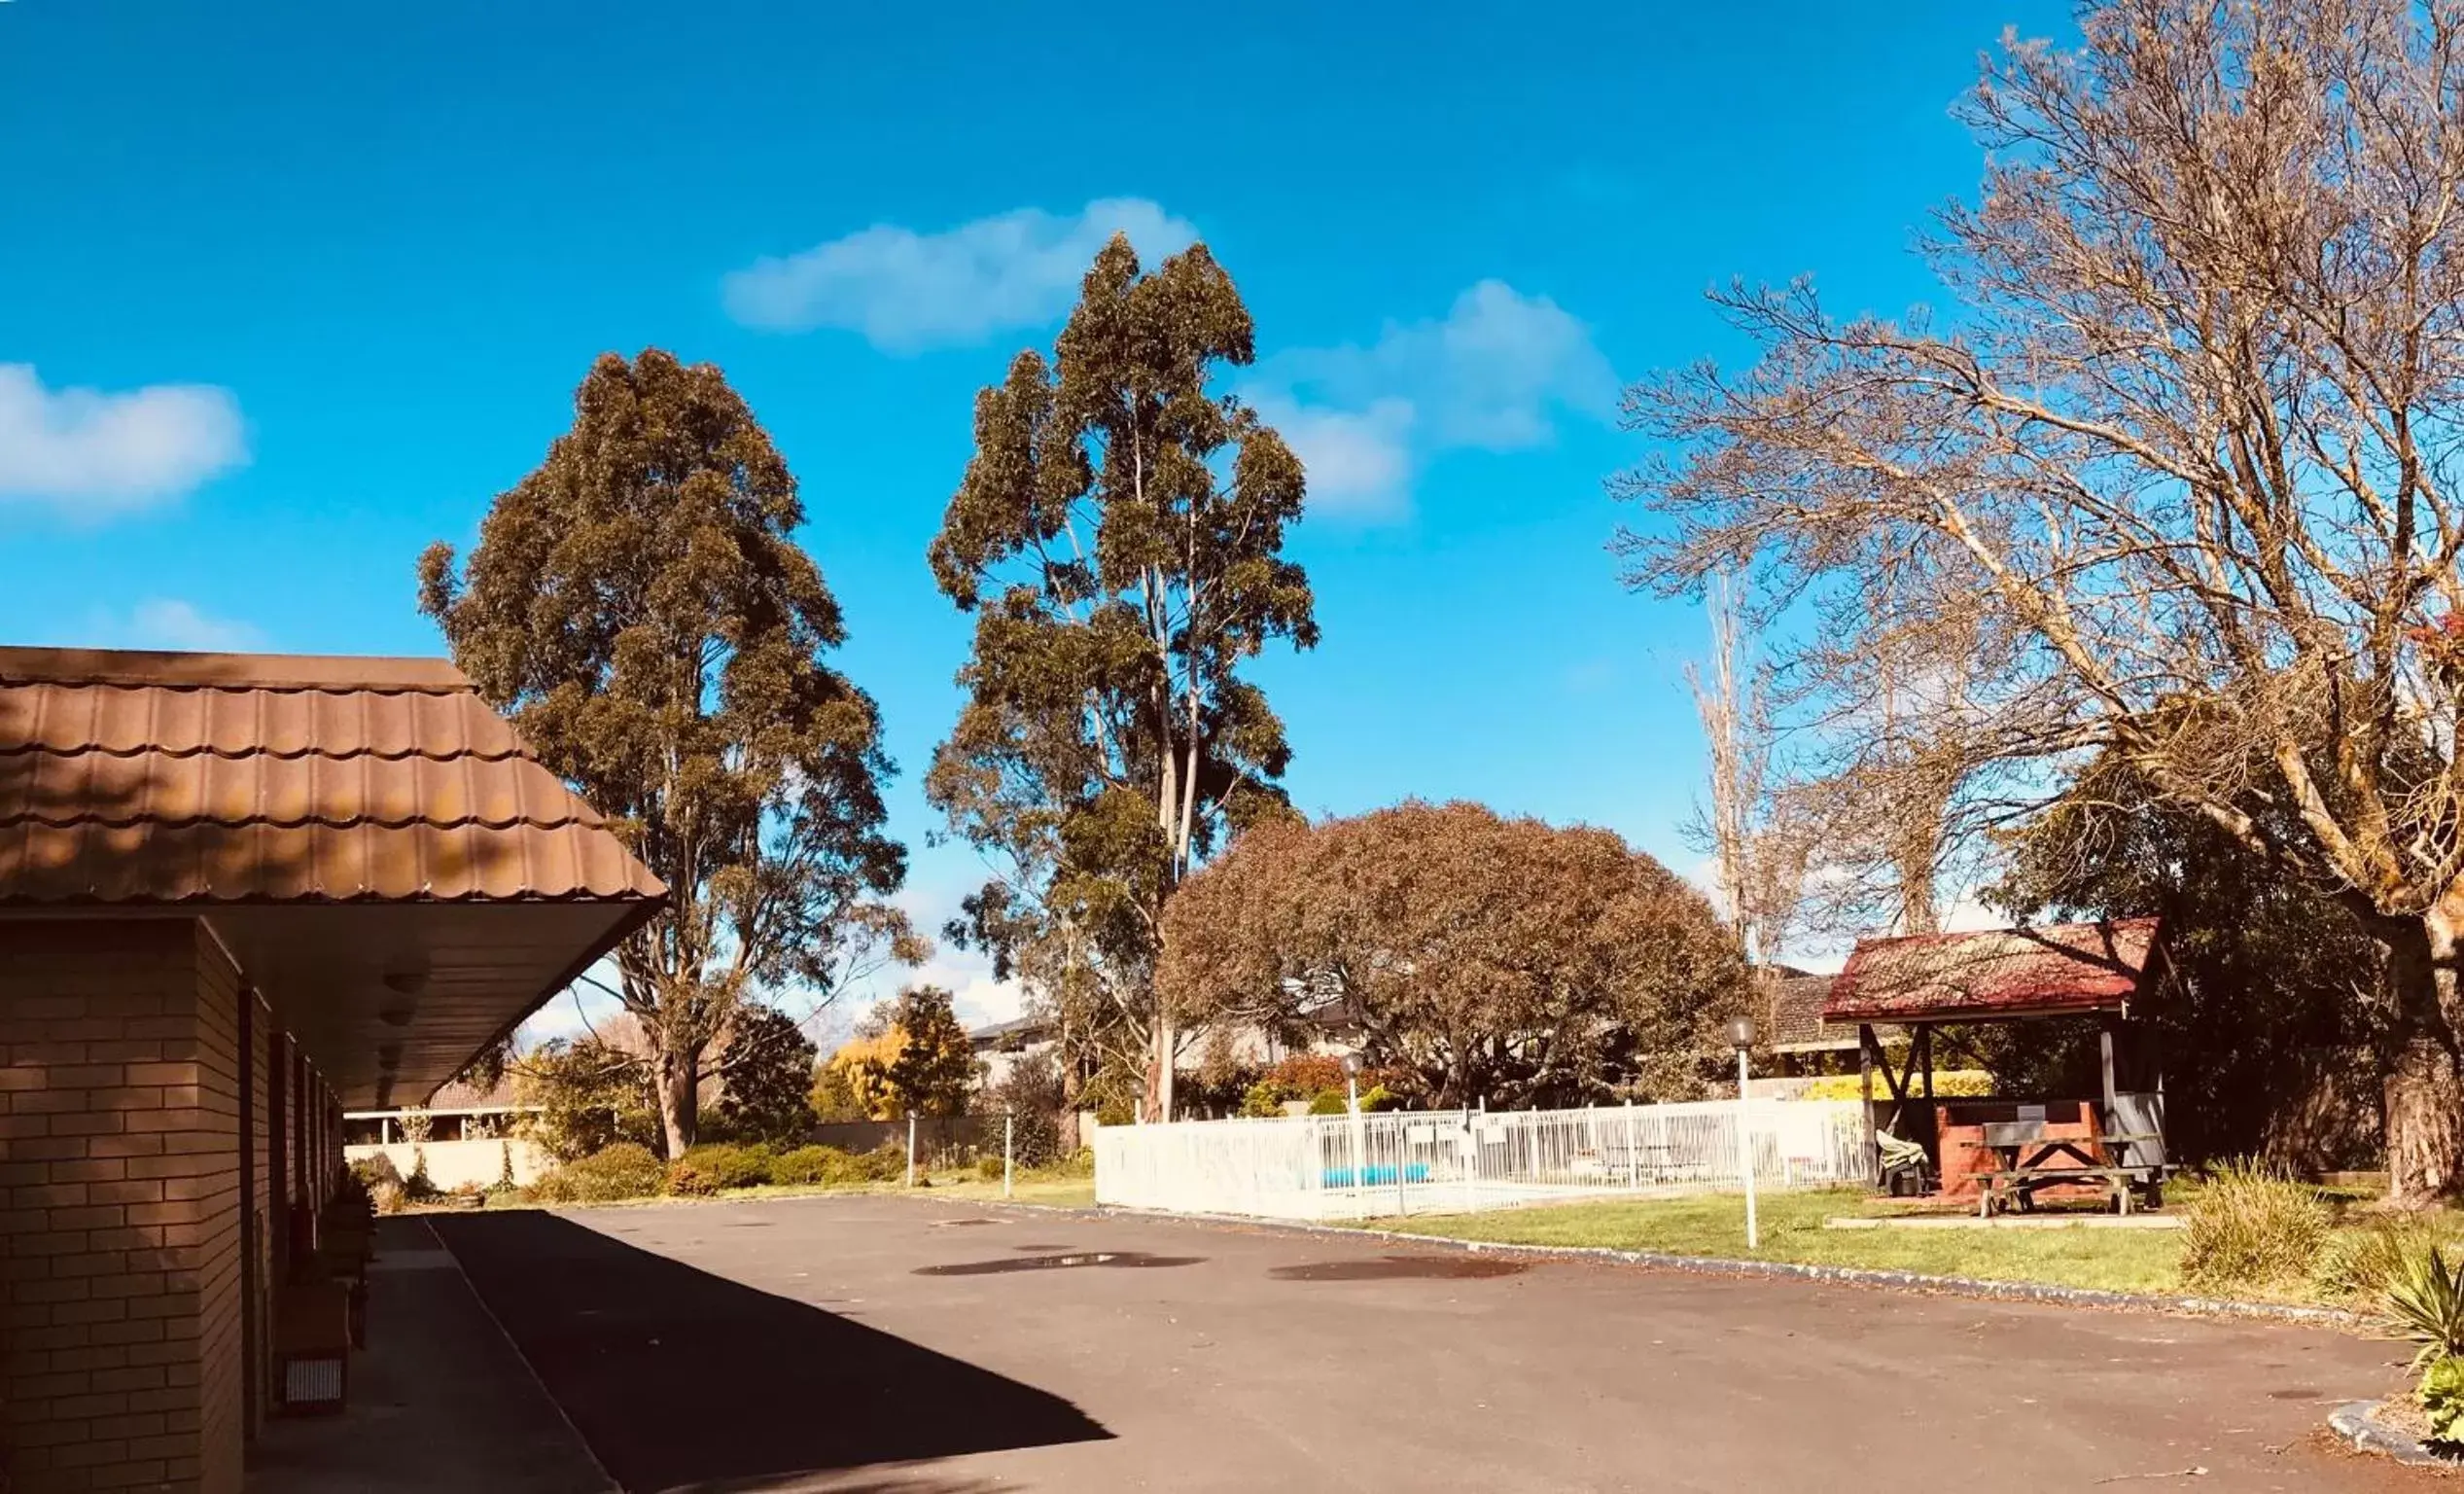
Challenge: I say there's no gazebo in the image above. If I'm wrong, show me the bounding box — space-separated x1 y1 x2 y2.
1821 917 2170 1203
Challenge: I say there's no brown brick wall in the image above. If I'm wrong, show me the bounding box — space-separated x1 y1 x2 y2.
0 918 246 1494
244 995 271 1442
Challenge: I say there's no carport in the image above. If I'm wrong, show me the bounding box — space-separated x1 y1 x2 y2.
0 647 660 1494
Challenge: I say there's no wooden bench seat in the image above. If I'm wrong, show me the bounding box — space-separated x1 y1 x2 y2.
1976 1164 2164 1217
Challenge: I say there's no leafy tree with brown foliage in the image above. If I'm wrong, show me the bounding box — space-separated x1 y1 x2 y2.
817 1028 902 1121
514 1036 657 1162
420 348 915 1157
927 234 1317 1121
1158 801 1752 1108
713 1004 820 1142
820 985 979 1119
1616 1 2464 1203
1989 757 2387 1170
880 984 978 1119
985 1050 1067 1167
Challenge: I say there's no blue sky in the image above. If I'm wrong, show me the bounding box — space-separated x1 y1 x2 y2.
0 0 2070 1040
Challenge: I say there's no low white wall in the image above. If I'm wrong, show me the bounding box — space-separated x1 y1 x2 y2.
346 1138 551 1190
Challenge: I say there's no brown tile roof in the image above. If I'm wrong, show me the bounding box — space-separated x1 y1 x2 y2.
0 647 664 906
1823 917 2162 1024
1762 968 1850 1051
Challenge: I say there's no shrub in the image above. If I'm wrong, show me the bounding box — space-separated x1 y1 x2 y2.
1355 1085 1402 1114
2421 1356 2464 1448
986 1052 1067 1165
497 1139 517 1191
2180 1158 2333 1292
860 1143 909 1183
2383 1242 2464 1368
666 1156 721 1196
1268 1053 1349 1097
403 1148 440 1201
350 1154 403 1191
1306 1089 1349 1116
770 1145 854 1187
1239 1080 1286 1118
1803 1069 1994 1101
1038 1147 1095 1180
2316 1218 2464 1303
370 1180 405 1215
531 1142 666 1204
977 1154 1006 1181
666 1143 776 1196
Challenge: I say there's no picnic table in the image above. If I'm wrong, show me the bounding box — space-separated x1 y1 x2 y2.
1969 1120 2165 1217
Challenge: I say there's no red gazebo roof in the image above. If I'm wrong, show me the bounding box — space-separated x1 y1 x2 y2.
1821 917 2162 1025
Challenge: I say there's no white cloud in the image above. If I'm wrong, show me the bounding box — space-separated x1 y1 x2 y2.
32 598 268 655
1244 281 1615 517
722 197 1200 352
122 599 264 652
1244 395 1416 515
0 365 247 516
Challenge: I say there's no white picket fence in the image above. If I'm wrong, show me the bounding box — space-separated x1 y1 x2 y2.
1093 1098 1872 1222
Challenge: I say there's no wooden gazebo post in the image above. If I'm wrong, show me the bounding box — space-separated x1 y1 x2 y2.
2098 1014 2119 1126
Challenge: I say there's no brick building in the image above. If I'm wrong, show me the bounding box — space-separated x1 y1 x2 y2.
0 648 662 1492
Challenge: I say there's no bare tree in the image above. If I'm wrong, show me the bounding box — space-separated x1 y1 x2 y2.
1616 0 2464 1203
1684 573 1808 963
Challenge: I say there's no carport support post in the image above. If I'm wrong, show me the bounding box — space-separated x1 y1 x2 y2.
905 1112 917 1188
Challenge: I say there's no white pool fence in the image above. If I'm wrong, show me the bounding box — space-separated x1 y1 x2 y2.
1092 1097 1872 1221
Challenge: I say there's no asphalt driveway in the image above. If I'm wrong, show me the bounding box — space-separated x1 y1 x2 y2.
430 1195 2431 1493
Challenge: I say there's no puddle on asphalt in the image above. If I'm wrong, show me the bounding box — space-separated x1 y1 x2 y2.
1011 1243 1067 1251
2269 1387 2323 1401
1269 1255 1530 1282
914 1252 1202 1275
932 1218 1002 1227
725 1220 773 1227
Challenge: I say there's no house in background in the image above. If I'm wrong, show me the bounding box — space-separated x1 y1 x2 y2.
341 1076 550 1190
968 1014 1056 1089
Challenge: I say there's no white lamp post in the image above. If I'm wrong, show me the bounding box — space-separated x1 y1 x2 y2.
1728 1014 1758 1251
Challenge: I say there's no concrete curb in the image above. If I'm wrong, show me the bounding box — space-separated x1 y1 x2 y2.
2328 1400 2460 1468
1063 1202 2371 1330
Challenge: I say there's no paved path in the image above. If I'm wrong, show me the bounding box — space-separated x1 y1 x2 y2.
431 1196 2436 1493
249 1218 612 1493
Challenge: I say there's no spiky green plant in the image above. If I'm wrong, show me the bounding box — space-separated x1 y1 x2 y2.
2383 1243 2464 1370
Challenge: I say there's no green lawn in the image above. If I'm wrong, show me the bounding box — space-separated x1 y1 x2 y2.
1344 1189 2191 1296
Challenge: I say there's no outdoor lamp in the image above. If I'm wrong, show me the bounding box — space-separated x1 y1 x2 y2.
1728 1015 1759 1248
1340 1052 1360 1076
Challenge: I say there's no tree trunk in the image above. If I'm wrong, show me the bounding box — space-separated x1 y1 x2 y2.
656 1048 699 1159
1145 1015 1175 1123
2381 915 2464 1208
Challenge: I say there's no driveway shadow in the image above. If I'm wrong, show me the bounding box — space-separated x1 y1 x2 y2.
432 1211 1110 1493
